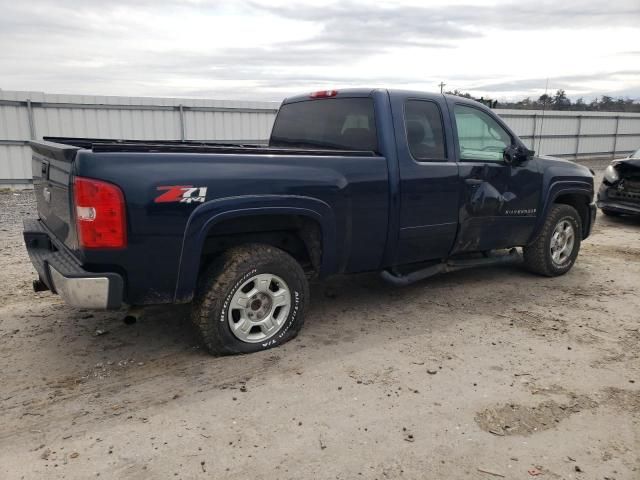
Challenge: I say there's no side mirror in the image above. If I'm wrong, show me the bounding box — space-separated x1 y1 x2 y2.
504 145 534 165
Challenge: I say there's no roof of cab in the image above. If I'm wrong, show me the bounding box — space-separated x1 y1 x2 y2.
281 88 483 107
282 88 380 104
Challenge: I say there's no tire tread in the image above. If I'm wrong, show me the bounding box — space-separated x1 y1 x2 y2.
523 204 582 277
191 244 308 355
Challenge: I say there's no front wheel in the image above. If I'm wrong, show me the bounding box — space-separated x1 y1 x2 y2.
523 204 582 277
191 244 309 355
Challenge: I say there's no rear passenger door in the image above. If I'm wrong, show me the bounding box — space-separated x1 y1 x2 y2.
391 95 460 265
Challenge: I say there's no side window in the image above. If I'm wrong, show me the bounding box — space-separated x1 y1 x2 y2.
404 100 446 161
454 104 512 162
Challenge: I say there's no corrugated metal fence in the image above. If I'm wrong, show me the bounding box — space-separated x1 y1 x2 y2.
0 90 279 186
498 109 640 159
1 89 639 186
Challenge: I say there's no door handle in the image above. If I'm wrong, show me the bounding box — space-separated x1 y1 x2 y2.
465 178 483 185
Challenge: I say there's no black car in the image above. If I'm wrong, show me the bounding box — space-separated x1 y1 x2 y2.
597 148 640 216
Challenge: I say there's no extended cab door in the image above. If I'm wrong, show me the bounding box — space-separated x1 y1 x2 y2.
391 94 460 265
447 100 542 254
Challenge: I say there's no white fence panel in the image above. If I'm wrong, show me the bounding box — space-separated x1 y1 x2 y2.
496 109 640 158
0 90 279 185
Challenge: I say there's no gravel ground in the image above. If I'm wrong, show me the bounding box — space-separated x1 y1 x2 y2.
0 161 638 480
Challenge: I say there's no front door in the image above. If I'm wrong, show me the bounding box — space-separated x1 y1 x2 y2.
449 102 542 254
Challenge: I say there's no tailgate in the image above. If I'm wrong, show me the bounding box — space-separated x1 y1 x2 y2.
30 140 80 249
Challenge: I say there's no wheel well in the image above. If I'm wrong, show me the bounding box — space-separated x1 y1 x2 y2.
200 215 322 276
554 193 590 238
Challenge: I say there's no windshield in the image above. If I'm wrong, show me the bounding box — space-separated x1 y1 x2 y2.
270 98 378 152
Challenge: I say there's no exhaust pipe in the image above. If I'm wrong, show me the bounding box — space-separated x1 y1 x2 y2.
123 306 144 325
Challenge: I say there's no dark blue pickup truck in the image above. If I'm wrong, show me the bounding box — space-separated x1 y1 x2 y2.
23 88 596 355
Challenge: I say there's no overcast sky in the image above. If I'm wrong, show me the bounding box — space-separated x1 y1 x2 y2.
0 0 638 102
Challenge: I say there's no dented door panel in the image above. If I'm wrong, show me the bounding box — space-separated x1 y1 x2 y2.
451 159 541 253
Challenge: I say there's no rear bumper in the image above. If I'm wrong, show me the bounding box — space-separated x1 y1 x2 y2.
23 219 124 309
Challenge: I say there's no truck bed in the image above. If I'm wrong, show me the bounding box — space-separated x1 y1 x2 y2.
41 137 378 156
30 135 390 305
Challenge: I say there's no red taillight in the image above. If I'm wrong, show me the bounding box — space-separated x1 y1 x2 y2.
310 90 338 98
73 176 127 249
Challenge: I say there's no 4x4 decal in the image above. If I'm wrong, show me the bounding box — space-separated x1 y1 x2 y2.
155 185 208 204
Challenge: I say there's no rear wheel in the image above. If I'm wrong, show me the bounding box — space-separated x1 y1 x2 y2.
523 204 582 277
192 244 309 355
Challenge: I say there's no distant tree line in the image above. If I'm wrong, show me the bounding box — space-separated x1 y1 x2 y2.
445 89 640 112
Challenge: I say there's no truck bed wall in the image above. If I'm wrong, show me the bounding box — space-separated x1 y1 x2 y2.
74 151 390 304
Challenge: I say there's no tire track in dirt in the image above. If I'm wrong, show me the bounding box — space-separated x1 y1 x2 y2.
475 385 639 436
581 243 640 262
0 350 284 441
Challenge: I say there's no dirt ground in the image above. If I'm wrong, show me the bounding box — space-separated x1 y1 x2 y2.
0 160 638 480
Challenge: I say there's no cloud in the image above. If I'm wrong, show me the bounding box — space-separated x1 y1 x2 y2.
0 0 638 100
473 70 640 92
251 0 640 46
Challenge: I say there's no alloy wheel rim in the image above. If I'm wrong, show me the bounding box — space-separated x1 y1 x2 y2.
550 220 575 266
227 273 291 343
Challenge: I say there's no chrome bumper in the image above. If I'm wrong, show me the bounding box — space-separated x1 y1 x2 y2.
23 219 124 310
48 266 113 309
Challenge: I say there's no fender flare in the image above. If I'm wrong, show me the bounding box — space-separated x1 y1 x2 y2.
529 179 593 243
174 195 336 302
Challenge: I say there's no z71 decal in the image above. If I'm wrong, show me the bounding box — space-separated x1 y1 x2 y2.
155 185 208 204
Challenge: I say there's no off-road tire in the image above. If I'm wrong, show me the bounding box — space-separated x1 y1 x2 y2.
191 244 309 355
523 204 582 277
601 208 621 217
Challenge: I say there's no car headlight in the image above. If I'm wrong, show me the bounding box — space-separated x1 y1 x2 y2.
604 164 619 183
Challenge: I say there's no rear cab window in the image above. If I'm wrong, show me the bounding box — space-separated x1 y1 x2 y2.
270 98 378 152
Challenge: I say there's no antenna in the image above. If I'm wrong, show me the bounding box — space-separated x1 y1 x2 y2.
438 82 446 94
537 78 549 154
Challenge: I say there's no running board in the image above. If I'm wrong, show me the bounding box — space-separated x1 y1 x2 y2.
381 248 522 286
